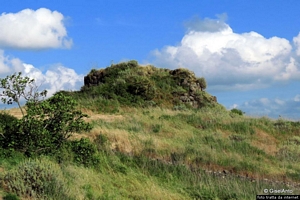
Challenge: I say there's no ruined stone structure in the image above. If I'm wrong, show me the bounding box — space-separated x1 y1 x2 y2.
83 62 217 108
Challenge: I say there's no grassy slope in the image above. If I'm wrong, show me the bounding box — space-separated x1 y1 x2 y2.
1 62 300 199
1 105 300 199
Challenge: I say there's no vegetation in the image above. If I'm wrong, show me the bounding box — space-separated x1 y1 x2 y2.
0 72 47 116
0 72 92 157
231 108 245 116
0 63 300 199
78 60 215 110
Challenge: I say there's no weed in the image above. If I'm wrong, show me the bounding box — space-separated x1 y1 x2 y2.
3 193 20 200
2 158 69 199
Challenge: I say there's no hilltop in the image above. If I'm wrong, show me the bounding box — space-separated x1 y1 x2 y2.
75 60 218 111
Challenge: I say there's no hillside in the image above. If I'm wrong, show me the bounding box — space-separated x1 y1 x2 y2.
0 61 300 199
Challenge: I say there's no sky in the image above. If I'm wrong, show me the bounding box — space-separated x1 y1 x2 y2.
0 0 300 119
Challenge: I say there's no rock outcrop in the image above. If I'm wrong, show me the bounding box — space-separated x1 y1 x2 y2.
83 61 217 108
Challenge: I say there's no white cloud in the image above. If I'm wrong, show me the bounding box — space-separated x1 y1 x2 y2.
274 98 285 106
294 94 300 102
151 15 300 91
0 51 83 100
0 8 72 49
294 33 300 56
22 63 83 97
274 57 300 81
259 98 271 106
229 103 238 109
0 50 24 74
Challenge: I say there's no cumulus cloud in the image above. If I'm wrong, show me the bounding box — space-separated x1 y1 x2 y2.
0 8 72 49
0 50 24 74
151 15 300 91
294 33 300 56
23 63 83 96
0 51 83 101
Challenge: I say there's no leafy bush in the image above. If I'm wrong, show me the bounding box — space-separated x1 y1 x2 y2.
3 193 20 200
0 112 18 130
0 72 93 157
230 108 244 116
0 112 18 147
70 138 100 167
1 92 93 156
2 158 68 199
196 77 207 91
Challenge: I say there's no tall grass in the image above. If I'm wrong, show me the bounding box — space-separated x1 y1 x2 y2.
1 104 300 199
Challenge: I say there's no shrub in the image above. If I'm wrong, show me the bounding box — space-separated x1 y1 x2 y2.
2 158 67 199
2 92 92 156
70 138 100 167
0 112 18 148
0 73 93 156
152 124 162 133
3 193 20 200
230 108 244 116
196 77 207 91
0 112 18 129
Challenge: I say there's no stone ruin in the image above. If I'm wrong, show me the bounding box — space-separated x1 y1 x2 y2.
83 64 217 108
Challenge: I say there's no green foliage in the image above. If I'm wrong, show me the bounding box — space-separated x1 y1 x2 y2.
26 92 93 142
2 158 68 199
152 124 162 133
0 72 47 116
231 108 244 116
196 77 207 91
79 61 215 111
3 193 20 200
1 92 92 156
0 73 92 157
70 138 100 167
0 112 18 142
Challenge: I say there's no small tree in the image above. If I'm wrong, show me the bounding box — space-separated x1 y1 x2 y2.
0 72 47 116
197 77 207 91
0 72 92 156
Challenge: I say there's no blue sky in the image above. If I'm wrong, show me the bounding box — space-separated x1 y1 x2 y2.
1 1 300 119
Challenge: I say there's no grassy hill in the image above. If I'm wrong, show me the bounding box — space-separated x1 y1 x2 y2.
1 61 300 199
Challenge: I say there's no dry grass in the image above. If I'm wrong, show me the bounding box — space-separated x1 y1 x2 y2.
4 107 24 119
251 130 278 156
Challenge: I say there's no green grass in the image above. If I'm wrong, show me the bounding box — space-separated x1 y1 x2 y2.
2 105 300 199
